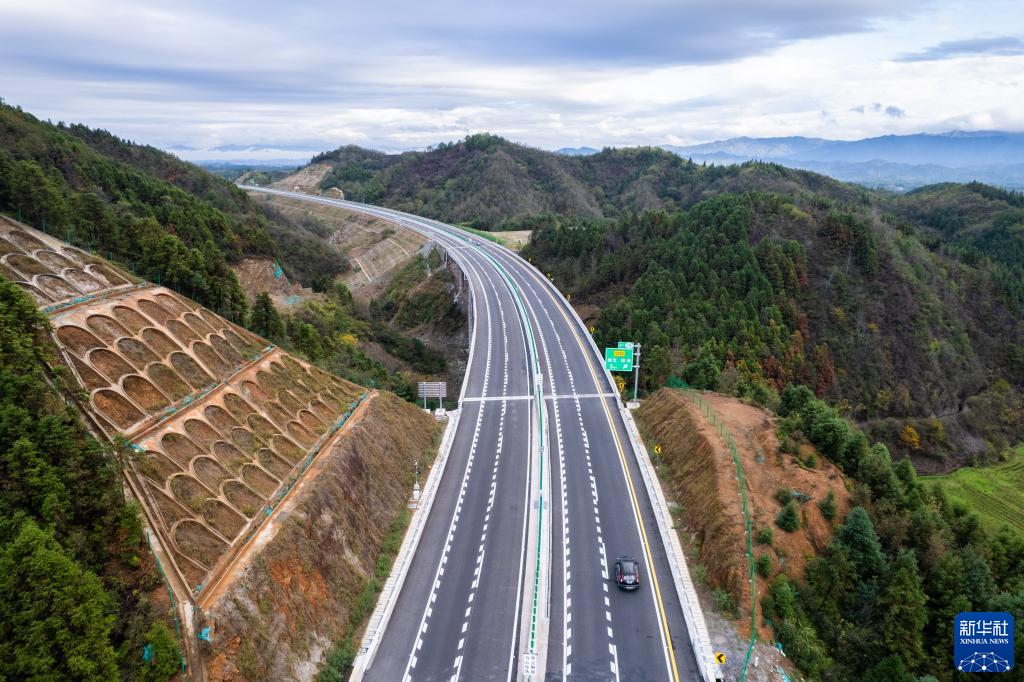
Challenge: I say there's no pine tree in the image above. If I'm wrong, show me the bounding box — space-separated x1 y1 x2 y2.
880 550 927 670
249 292 285 343
837 507 887 581
0 520 118 680
776 500 801 532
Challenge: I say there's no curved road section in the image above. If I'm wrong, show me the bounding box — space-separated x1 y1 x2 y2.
245 188 713 682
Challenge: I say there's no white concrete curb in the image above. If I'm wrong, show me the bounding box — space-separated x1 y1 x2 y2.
350 407 462 680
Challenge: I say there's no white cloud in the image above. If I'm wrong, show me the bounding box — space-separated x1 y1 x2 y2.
0 0 1021 153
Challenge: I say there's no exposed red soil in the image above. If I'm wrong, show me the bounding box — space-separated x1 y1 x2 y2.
636 389 851 640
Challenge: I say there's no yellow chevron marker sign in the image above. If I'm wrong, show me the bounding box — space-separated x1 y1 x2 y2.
715 652 726 664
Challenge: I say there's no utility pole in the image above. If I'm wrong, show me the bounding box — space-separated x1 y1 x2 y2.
632 343 642 403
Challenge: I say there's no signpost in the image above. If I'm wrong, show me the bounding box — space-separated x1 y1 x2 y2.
417 381 447 410
604 341 642 404
604 345 634 372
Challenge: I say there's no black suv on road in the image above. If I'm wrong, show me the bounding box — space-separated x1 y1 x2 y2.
615 556 641 591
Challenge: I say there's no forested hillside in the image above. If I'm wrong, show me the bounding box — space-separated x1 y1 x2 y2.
0 102 458 395
0 101 346 321
0 280 179 680
308 134 862 228
302 133 1024 468
524 189 1024 470
761 384 1024 679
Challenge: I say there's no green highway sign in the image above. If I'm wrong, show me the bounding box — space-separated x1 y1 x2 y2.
605 345 634 372
618 341 634 350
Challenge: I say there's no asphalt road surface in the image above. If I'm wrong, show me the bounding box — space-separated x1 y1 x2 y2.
246 188 702 682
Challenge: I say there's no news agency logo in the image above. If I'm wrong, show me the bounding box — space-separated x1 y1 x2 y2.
955 612 1014 673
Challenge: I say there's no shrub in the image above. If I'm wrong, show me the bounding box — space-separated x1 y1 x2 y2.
779 383 814 416
756 526 774 545
900 424 921 450
770 577 797 620
776 500 801 532
818 490 837 521
775 487 794 505
139 622 181 682
756 554 772 578
777 619 831 677
712 587 738 617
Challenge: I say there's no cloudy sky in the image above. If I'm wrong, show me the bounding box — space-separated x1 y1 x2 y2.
0 0 1021 159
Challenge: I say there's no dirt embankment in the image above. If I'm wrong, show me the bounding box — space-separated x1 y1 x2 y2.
272 163 332 194
232 257 320 310
200 392 440 680
254 194 428 304
636 389 850 639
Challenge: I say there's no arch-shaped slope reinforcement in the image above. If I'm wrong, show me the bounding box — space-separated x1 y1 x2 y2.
122 374 170 413
93 389 145 429
112 305 150 333
147 364 192 401
57 324 105 356
169 352 213 389
86 314 132 343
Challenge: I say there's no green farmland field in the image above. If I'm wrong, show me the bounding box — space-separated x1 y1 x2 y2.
922 446 1024 538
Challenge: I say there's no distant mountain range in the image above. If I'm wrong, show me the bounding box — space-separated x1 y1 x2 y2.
553 132 1024 190
166 142 327 166
556 146 600 156
175 130 1024 191
660 131 1024 190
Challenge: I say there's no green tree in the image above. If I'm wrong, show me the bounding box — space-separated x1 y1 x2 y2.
291 321 324 361
0 520 118 680
249 292 285 342
776 500 801 532
139 622 181 682
879 550 927 670
836 507 887 582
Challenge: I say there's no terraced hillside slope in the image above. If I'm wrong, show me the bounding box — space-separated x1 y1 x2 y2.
1 215 441 678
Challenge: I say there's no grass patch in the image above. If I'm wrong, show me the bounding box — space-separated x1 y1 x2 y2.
453 224 512 248
921 445 1024 538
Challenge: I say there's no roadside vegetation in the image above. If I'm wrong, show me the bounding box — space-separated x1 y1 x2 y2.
303 133 1024 466
0 102 454 405
0 101 345 322
523 192 1024 469
249 278 446 401
0 279 178 680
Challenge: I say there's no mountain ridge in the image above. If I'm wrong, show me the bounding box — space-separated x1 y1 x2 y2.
665 130 1024 189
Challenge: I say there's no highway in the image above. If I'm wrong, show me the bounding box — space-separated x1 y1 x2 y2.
245 187 705 681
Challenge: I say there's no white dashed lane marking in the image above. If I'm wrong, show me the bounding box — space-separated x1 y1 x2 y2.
407 258 499 680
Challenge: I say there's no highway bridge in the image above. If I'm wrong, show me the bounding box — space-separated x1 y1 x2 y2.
246 188 719 682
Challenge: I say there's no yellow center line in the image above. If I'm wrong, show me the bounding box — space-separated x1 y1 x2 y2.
516 263 681 682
